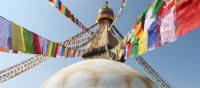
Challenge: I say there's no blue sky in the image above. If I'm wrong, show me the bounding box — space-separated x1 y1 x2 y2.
0 0 200 88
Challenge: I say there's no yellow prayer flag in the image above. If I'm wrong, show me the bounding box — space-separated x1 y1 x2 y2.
138 32 148 55
118 49 123 60
21 27 26 52
47 42 53 57
64 48 68 57
117 43 123 60
12 23 23 52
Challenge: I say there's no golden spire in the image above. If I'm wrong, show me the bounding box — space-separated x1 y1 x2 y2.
96 0 114 24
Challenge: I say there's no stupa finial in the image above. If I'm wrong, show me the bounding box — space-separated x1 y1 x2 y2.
105 0 109 7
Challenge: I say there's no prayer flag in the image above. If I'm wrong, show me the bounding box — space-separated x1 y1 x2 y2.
8 23 12 50
144 7 159 50
21 28 26 52
60 3 65 14
158 0 176 16
152 0 164 17
38 36 44 50
135 22 143 38
12 23 23 51
144 8 156 32
42 39 48 55
148 21 158 50
30 32 34 53
130 30 138 57
138 32 148 55
47 41 53 57
60 46 65 57
67 48 71 58
117 44 123 60
160 6 176 45
65 8 72 19
118 49 123 60
57 0 62 10
33 33 42 54
22 28 34 53
51 42 56 57
64 48 69 57
53 43 59 57
126 40 133 57
0 17 10 52
175 0 200 37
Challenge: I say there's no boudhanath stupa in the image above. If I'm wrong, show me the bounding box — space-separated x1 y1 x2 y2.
41 1 158 88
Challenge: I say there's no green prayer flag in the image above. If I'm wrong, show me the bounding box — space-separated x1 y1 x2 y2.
131 30 138 57
23 28 34 53
152 0 164 17
21 28 26 52
51 42 56 57
30 32 34 53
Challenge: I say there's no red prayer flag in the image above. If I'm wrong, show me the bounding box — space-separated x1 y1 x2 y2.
33 33 42 54
68 48 71 58
126 40 133 57
53 43 60 57
175 0 200 37
65 8 72 19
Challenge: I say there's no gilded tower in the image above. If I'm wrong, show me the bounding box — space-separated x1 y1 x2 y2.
82 1 119 60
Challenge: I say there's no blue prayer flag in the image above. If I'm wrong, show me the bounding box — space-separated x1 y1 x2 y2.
148 21 157 50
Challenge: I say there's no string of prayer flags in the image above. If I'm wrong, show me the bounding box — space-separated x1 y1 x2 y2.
0 16 82 58
62 23 97 46
110 0 127 29
49 0 95 35
69 40 91 49
114 0 200 59
0 55 47 83
61 23 97 46
63 37 92 47
62 31 87 46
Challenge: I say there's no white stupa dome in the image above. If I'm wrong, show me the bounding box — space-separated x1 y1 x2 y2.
41 59 158 88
